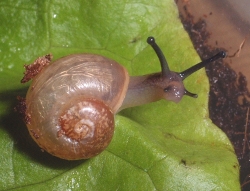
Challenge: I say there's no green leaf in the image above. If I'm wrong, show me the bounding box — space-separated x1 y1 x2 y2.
0 0 240 190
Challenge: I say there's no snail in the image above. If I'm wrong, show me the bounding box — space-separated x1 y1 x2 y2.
19 37 226 160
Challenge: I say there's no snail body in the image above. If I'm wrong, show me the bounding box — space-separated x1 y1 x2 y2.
21 37 226 160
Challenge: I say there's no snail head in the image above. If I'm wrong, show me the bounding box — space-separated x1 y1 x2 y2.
147 36 226 103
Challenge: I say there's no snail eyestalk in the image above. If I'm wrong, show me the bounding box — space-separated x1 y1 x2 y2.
179 51 226 80
147 37 171 77
180 51 226 98
184 89 198 98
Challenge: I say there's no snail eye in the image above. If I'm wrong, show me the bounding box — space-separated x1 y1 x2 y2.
164 86 172 92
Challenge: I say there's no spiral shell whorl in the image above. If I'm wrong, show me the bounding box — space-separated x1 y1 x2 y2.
58 98 114 159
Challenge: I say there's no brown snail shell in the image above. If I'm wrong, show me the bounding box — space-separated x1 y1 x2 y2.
25 54 129 160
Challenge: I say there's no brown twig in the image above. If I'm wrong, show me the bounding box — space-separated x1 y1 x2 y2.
243 107 250 156
234 132 250 136
241 175 250 188
228 35 248 58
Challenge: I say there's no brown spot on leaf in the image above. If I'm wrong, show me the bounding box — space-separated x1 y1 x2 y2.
181 159 187 166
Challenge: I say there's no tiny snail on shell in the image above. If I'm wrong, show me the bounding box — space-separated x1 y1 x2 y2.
20 37 226 160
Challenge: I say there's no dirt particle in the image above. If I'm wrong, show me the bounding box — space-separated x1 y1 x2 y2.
21 54 52 83
14 96 31 124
